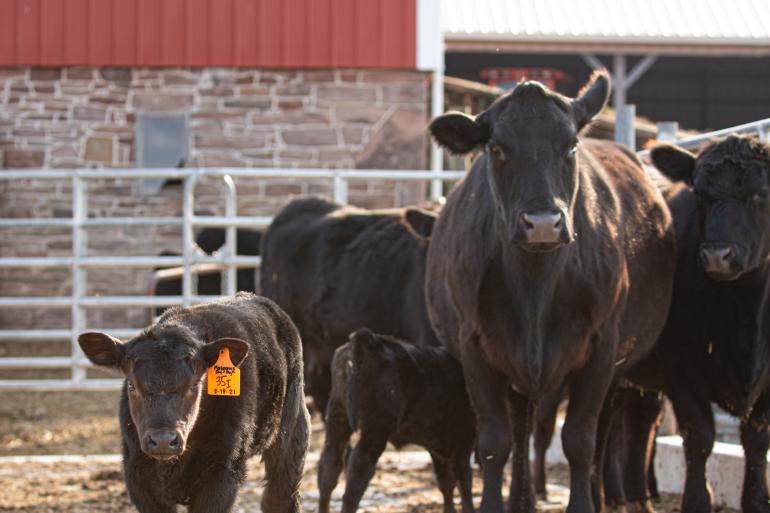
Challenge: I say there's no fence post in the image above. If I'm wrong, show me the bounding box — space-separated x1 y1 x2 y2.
222 175 237 297
333 171 348 204
430 66 445 200
615 104 636 149
656 121 679 143
182 173 199 306
758 123 770 143
70 175 87 385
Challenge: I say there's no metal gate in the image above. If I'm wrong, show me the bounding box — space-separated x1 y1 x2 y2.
0 167 464 390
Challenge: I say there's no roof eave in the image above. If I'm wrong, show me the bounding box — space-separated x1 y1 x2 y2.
444 33 770 57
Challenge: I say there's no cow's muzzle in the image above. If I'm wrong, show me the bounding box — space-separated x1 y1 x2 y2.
511 210 573 252
700 243 740 280
143 429 185 460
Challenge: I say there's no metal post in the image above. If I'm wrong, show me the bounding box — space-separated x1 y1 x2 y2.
758 123 770 143
656 122 679 143
333 171 348 204
70 176 87 385
430 64 445 200
182 173 199 306
612 54 627 111
222 175 237 297
616 104 636 149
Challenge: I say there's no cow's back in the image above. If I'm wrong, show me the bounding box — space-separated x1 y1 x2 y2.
262 197 438 356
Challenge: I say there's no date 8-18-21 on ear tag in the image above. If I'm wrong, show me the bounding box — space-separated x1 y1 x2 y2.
207 348 241 397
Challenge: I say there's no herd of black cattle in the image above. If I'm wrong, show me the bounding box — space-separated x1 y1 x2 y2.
75 71 770 513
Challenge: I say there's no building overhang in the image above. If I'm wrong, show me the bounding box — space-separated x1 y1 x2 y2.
445 34 770 57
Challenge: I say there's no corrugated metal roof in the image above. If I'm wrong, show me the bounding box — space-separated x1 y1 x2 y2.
443 0 770 44
0 0 417 68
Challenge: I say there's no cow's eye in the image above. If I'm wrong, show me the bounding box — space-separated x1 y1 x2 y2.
568 144 578 158
488 143 506 162
126 380 136 393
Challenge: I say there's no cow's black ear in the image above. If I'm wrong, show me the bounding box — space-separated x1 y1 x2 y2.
78 332 126 368
573 71 610 131
429 111 489 155
650 143 696 184
402 208 437 239
200 338 250 368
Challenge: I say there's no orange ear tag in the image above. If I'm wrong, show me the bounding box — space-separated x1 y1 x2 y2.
207 348 241 397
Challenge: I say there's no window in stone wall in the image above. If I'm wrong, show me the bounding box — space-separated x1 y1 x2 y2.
136 113 190 194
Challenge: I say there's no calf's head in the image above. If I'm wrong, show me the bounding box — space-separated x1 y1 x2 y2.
79 328 249 460
652 134 770 280
429 71 610 252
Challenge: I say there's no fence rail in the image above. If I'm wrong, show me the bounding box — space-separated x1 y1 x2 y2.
2 116 769 390
0 167 464 390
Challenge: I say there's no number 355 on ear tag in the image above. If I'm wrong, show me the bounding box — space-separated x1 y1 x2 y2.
207 348 241 397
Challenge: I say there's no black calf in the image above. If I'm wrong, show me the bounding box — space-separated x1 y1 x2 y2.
318 329 476 513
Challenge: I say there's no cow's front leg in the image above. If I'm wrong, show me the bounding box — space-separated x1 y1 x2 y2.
622 389 664 513
508 390 535 513
187 470 239 513
460 334 512 513
123 458 178 513
741 392 770 513
533 387 563 501
602 393 627 513
668 387 714 513
562 330 617 513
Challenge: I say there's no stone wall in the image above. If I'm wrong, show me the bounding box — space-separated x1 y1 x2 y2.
0 67 431 336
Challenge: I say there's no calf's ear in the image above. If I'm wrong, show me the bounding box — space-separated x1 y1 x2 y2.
429 111 489 155
573 71 610 131
402 208 437 239
200 338 250 368
650 143 696 184
78 332 126 368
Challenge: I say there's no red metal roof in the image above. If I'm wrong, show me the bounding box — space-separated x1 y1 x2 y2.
0 0 418 68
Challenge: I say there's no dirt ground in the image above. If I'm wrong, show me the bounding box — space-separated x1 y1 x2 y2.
0 391 732 513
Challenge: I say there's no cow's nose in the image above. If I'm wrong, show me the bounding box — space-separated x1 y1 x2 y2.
146 430 183 455
700 244 735 274
520 211 563 244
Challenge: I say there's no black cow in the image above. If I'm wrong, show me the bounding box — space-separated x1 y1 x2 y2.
150 228 262 317
260 196 439 414
624 134 770 513
426 72 676 513
195 227 263 257
318 328 476 513
78 293 310 513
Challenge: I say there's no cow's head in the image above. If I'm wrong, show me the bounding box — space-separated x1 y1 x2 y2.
79 328 249 461
652 134 770 280
429 71 610 252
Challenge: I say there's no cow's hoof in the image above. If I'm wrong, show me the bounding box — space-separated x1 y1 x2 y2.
742 498 770 513
609 504 629 513
625 500 656 513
